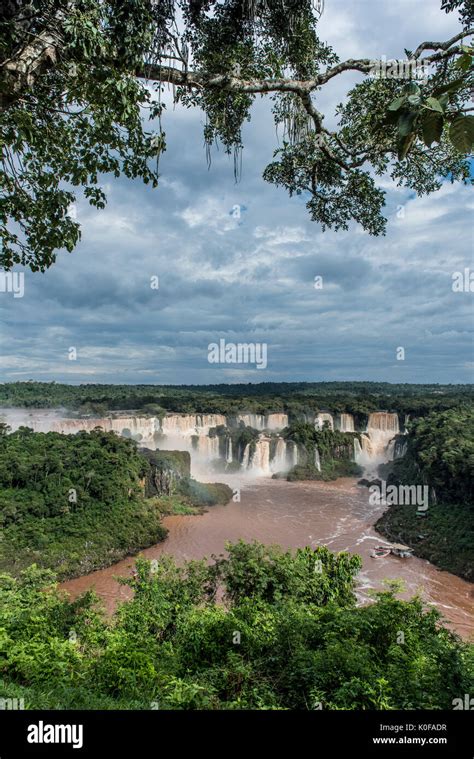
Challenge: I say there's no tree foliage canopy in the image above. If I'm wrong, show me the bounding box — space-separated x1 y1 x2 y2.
0 0 473 270
0 544 472 710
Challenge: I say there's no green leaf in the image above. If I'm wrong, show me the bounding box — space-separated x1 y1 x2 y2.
454 52 472 72
388 96 406 111
397 133 416 160
438 93 450 110
397 110 417 138
424 97 444 113
449 115 474 153
407 94 421 106
422 111 444 147
403 82 420 96
433 77 466 97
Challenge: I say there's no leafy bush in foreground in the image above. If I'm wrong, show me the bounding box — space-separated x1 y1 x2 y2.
0 542 471 711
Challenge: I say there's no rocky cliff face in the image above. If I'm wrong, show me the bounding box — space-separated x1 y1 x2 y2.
140 449 191 496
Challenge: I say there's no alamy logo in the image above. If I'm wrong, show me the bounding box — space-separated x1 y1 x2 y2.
0 697 24 710
0 271 24 298
452 694 473 710
27 721 83 749
369 56 430 81
369 483 429 510
208 339 267 370
452 268 474 292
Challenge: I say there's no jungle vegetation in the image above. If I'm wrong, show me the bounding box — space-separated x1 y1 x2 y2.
0 428 231 579
376 407 474 580
0 542 472 710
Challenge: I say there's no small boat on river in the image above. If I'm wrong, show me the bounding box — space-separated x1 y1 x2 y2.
370 545 391 558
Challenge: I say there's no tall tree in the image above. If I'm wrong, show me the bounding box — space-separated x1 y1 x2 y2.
0 0 472 270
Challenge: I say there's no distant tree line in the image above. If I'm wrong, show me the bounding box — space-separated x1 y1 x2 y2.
0 381 471 420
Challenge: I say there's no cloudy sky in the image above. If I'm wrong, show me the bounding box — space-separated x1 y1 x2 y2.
1 0 473 385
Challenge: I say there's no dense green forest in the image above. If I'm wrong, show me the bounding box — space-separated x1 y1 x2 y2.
0 381 472 420
0 543 472 710
0 429 231 580
376 408 474 580
283 422 363 481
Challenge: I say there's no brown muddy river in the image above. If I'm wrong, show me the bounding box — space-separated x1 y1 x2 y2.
61 477 474 638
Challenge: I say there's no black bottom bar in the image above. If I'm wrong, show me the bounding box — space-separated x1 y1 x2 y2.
0 710 472 757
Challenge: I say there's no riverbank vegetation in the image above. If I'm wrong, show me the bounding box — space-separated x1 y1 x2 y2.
0 430 231 580
0 541 472 711
376 408 474 581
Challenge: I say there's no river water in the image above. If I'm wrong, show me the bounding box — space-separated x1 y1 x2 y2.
61 476 474 639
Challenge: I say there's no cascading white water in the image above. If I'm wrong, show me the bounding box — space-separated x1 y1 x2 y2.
160 414 226 436
270 437 288 473
248 438 271 474
354 413 402 473
12 414 159 443
241 443 250 469
366 413 399 460
394 438 408 459
314 447 321 472
315 412 334 430
233 413 266 430
336 413 355 432
354 434 377 471
0 407 407 480
265 413 289 431
367 412 399 433
195 435 219 461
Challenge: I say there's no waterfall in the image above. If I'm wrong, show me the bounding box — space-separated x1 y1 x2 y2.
195 435 219 461
26 415 159 443
353 413 402 473
160 414 226 436
354 434 376 468
241 443 250 469
233 413 266 430
336 413 355 432
265 413 289 431
289 441 298 467
315 413 334 430
394 438 408 459
270 437 287 473
314 447 321 472
354 437 362 460
365 413 399 461
367 412 399 433
248 438 271 474
0 407 408 479
239 436 296 475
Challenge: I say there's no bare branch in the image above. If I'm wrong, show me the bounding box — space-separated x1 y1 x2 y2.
413 29 472 58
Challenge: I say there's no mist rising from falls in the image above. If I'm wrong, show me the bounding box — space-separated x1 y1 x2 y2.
0 407 406 479
248 438 271 475
354 413 401 474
